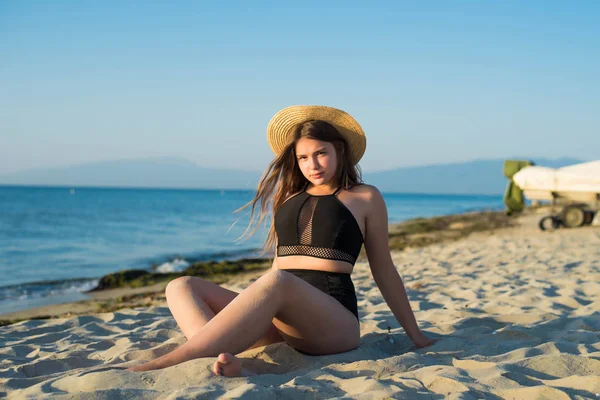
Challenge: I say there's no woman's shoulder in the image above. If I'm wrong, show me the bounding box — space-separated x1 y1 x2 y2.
342 184 385 211
346 183 383 198
340 184 385 223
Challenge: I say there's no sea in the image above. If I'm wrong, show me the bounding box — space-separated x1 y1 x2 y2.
0 185 503 315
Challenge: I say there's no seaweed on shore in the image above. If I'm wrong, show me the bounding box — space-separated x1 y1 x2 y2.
90 258 271 291
386 210 515 252
353 209 516 261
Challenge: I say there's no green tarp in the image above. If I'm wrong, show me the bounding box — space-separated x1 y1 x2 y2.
503 160 533 214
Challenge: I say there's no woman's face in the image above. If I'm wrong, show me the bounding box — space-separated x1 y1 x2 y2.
295 137 338 187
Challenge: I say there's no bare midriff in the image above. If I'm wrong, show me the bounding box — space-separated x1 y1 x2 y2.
273 255 354 274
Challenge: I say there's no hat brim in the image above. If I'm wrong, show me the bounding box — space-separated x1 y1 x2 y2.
267 105 366 166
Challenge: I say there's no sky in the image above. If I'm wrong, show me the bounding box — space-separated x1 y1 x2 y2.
1 1 598 175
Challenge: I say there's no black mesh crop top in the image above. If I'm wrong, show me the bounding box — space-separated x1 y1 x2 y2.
274 186 364 265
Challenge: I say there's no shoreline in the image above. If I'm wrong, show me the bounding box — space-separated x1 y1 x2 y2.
1 208 519 325
0 187 505 320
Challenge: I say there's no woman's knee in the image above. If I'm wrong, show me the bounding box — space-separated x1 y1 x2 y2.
165 276 203 298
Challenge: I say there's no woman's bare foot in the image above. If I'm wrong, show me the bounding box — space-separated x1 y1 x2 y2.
213 353 242 377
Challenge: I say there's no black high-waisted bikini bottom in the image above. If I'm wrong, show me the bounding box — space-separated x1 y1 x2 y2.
281 269 359 320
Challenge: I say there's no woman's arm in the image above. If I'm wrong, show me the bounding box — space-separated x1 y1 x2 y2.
362 185 435 348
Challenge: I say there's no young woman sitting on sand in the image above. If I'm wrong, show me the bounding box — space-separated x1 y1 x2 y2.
128 105 436 375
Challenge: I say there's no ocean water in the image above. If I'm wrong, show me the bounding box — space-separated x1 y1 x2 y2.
0 186 503 314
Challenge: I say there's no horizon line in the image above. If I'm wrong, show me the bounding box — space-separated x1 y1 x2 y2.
0 183 505 198
0 155 590 177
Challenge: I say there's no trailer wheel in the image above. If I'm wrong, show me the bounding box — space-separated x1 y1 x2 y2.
539 216 560 231
561 206 585 228
583 210 595 225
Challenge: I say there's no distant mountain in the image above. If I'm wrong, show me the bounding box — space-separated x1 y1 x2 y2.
362 157 585 195
0 157 261 190
0 156 587 194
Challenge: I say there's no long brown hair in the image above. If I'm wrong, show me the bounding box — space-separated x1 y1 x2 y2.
236 120 363 254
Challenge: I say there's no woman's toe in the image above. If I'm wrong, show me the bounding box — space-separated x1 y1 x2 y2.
213 353 242 377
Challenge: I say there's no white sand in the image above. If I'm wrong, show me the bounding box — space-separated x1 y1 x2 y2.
1 217 599 399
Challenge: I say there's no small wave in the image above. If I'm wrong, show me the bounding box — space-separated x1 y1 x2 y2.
138 247 263 272
154 258 190 273
0 278 99 303
150 247 266 274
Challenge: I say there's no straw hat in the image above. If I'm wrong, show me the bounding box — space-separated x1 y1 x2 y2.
267 105 367 166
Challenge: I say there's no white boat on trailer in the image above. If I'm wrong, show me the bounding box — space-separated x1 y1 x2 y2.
512 160 600 230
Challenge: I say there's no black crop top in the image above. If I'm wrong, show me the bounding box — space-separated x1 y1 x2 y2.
274 186 364 265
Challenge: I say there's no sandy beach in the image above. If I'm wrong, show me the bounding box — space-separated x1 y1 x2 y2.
1 210 599 399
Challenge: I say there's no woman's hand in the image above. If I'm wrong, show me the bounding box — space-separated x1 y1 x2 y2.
411 331 438 348
125 359 162 372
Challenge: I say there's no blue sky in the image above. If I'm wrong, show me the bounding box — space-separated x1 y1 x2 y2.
1 1 598 175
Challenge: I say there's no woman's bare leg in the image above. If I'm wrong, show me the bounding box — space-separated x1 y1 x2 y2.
129 269 360 372
165 276 283 348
